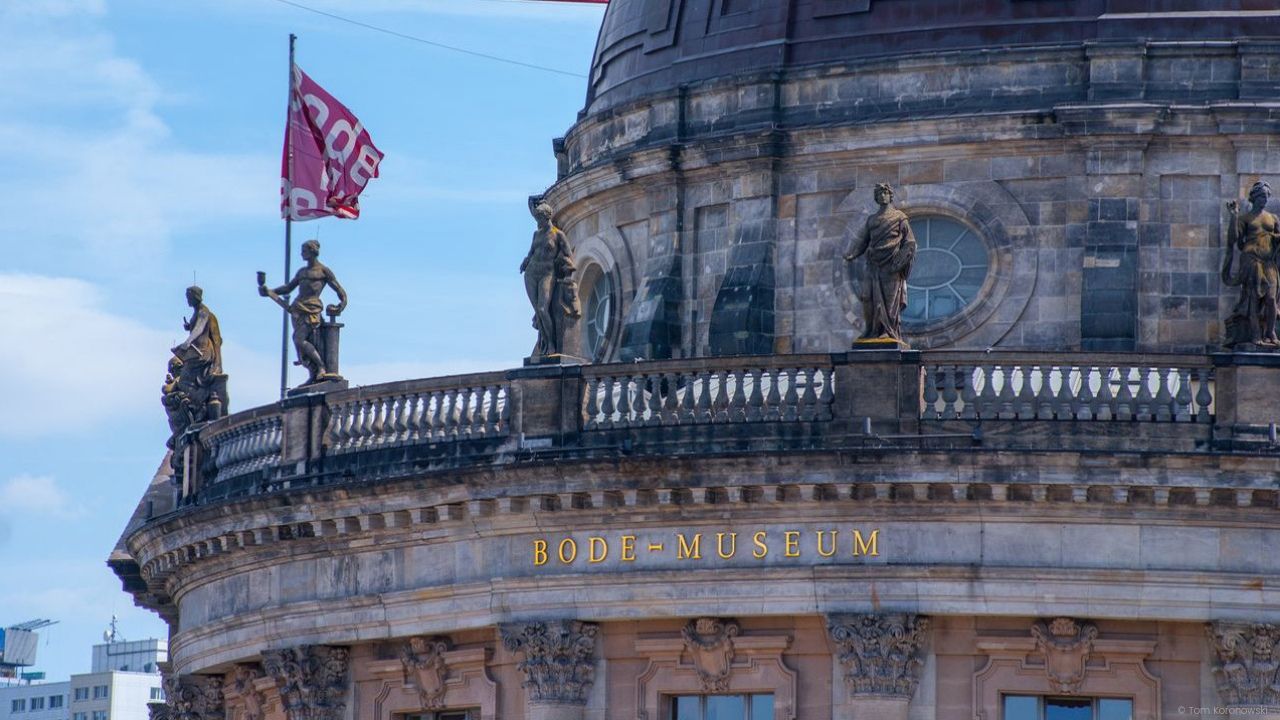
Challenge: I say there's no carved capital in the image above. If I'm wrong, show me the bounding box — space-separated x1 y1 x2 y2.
1208 621 1280 705
262 645 350 720
826 613 929 698
501 620 599 705
1030 618 1098 693
681 618 740 692
230 664 268 720
150 673 223 720
399 636 452 709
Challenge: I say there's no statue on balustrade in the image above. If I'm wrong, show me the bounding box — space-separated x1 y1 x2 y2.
162 286 229 449
258 239 348 385
1223 180 1280 349
844 183 917 347
520 196 583 363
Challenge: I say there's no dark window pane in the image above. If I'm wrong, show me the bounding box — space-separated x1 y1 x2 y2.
1098 699 1133 720
706 695 746 720
750 694 774 720
1003 695 1038 720
1046 697 1092 720
673 696 702 720
903 215 989 324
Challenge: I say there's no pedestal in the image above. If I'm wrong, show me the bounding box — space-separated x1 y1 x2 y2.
286 378 349 398
524 353 588 368
318 320 343 380
1211 351 1280 449
831 348 922 436
835 697 910 720
526 704 585 720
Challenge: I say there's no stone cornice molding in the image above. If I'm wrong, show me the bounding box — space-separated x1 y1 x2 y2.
1208 621 1280 705
262 645 350 720
826 613 930 699
500 620 599 705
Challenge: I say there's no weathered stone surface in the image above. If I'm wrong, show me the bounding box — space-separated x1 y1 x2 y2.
501 621 599 705
1208 621 1280 706
826 613 929 698
261 645 349 720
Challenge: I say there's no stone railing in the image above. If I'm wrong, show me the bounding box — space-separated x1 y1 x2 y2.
581 357 834 430
920 352 1215 423
167 350 1276 506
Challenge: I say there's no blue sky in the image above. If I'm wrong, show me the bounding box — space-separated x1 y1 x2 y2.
0 0 605 681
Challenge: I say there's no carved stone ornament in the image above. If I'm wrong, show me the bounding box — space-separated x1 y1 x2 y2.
682 618 740 692
262 645 350 720
1208 621 1280 705
399 636 451 709
231 664 268 720
149 673 224 720
826 613 930 698
1030 618 1099 693
501 620 599 704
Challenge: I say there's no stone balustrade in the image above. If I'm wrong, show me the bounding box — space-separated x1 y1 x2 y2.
165 351 1278 507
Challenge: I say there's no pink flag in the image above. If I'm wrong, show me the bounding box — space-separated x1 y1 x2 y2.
281 65 383 221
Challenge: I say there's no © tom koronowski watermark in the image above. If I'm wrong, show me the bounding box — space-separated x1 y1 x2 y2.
1178 707 1280 716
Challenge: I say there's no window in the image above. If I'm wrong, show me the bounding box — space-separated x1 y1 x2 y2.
580 264 615 362
670 694 774 720
74 687 89 701
92 711 108 720
50 695 64 709
150 688 164 701
1004 695 1134 720
73 713 88 720
29 697 44 710
92 685 108 700
903 215 990 326
11 698 26 712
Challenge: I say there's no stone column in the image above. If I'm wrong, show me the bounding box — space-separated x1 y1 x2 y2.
262 645 350 720
148 673 224 720
501 620 600 720
826 613 930 720
1208 622 1280 718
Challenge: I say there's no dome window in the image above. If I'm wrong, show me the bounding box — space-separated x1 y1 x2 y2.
903 215 990 327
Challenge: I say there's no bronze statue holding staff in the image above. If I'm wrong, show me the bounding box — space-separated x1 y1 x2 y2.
258 239 348 385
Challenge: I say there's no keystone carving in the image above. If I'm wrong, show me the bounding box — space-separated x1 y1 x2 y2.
1030 618 1099 693
231 664 268 720
399 636 451 709
262 645 350 720
682 618 740 692
1208 622 1280 704
149 673 223 720
501 620 599 704
826 613 930 698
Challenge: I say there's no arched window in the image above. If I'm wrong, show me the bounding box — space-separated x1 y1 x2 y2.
903 215 990 327
581 264 615 361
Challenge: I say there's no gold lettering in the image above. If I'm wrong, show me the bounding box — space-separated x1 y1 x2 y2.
588 537 608 564
621 535 637 562
752 531 768 559
716 532 738 559
676 533 702 560
558 538 578 564
533 539 548 566
784 531 801 557
816 530 838 558
852 529 880 557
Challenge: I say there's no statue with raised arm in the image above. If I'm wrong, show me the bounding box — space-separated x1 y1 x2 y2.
844 183 917 346
520 197 583 363
1223 180 1280 349
162 286 229 449
258 239 348 384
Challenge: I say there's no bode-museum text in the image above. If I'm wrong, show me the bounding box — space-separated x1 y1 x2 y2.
533 528 880 566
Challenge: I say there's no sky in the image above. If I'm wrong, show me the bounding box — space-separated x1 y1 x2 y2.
0 0 606 683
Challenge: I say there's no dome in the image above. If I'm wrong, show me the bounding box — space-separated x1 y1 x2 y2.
587 0 1280 113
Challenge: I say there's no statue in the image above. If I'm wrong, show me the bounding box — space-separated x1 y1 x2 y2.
1223 180 1280 349
844 183 917 346
258 239 348 385
520 197 582 363
162 286 228 449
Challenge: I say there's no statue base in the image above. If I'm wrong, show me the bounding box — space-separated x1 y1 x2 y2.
1225 342 1280 353
287 378 349 398
524 353 587 367
851 336 911 350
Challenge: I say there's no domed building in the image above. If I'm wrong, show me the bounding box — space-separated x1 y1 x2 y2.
114 2 1280 720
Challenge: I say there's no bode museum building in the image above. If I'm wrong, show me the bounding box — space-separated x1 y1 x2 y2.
113 2 1280 720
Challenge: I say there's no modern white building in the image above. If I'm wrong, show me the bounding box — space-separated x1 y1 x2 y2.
0 639 165 720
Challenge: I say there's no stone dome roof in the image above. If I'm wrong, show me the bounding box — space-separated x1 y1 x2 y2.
586 0 1280 113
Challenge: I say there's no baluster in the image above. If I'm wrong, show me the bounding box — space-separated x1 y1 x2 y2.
407 393 426 441
350 399 368 447
1093 367 1113 420
746 368 765 421
486 386 502 434
799 368 819 421
972 364 994 419
600 376 617 429
659 372 679 424
327 402 345 448
782 368 800 421
1034 366 1055 420
584 377 601 430
1195 368 1214 422
618 375 635 427
1134 367 1154 421
640 374 658 426
373 397 390 444
1073 367 1094 420
1114 367 1135 421
921 365 940 419
764 368 782 421
678 372 696 423
1050 366 1070 420
691 371 710 422
819 368 835 420
1015 366 1036 419
1154 367 1174 422
388 395 406 443
707 372 727 422
1174 368 1193 422
936 365 959 420
439 389 457 438
994 365 1015 419
426 391 443 441
726 370 746 422
341 400 359 448
957 366 977 420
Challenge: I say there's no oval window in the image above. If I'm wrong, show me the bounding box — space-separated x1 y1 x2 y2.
582 266 614 361
903 216 990 326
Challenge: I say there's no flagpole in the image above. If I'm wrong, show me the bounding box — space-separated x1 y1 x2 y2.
281 33 297 400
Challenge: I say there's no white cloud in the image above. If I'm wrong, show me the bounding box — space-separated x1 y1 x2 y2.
0 475 82 518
